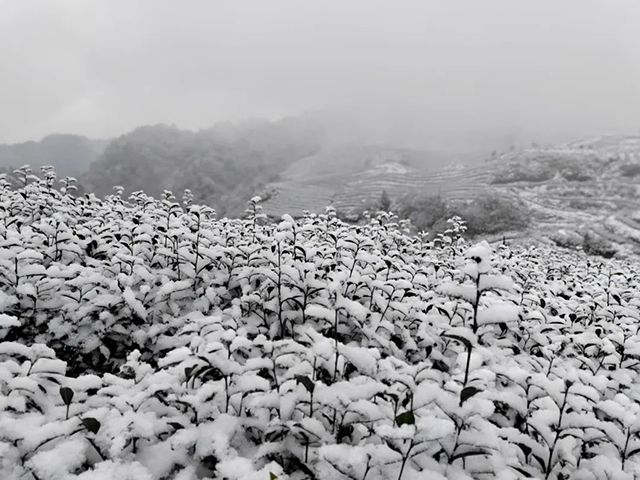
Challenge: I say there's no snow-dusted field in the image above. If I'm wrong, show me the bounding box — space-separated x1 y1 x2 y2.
2 171 640 479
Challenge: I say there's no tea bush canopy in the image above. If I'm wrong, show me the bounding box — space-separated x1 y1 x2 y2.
1 167 640 479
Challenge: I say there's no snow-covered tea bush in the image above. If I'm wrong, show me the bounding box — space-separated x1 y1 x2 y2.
2 167 640 479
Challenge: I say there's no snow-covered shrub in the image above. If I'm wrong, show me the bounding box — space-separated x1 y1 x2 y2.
2 166 640 479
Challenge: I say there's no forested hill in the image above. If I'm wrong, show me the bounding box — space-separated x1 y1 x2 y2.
80 121 321 218
0 118 513 220
0 134 108 177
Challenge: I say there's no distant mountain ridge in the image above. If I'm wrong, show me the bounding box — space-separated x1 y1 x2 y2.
0 134 108 177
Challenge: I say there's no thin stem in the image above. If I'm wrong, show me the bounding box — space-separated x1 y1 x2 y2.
397 440 415 480
463 343 472 387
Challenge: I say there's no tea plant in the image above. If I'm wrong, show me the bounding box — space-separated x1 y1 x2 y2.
1 166 640 479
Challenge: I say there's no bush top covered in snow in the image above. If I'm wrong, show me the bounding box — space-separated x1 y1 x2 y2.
1 168 640 480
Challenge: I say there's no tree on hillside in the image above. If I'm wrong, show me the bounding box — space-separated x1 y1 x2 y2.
397 194 450 233
379 189 391 211
458 195 529 236
397 193 529 237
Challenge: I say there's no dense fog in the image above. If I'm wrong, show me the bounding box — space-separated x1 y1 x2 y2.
2 0 639 146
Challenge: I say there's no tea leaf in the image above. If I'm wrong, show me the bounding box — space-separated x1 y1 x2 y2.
295 375 315 395
81 417 101 434
395 410 415 427
460 386 482 406
59 387 74 406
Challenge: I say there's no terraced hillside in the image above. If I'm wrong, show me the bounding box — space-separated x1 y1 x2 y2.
260 147 492 217
486 134 640 255
261 135 640 257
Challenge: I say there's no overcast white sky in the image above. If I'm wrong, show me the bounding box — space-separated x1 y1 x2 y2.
1 0 639 145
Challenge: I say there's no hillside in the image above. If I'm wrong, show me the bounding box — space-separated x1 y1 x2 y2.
0 134 108 177
260 134 640 257
485 134 640 255
260 146 490 217
79 122 486 220
80 121 321 218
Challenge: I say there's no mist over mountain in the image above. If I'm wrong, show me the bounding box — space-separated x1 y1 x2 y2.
3 113 525 218
0 134 108 177
80 119 322 217
5 113 639 237
76 113 527 218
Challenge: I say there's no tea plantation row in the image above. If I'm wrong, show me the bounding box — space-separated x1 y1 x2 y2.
1 170 640 479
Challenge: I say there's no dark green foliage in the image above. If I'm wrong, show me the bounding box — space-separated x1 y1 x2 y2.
549 229 584 249
459 195 529 236
81 417 101 434
395 411 415 427
566 198 607 210
295 375 315 394
59 387 74 406
491 165 554 184
619 163 640 178
379 190 392 211
397 194 450 233
59 386 74 420
397 193 529 236
561 166 592 182
459 386 482 406
582 231 617 258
